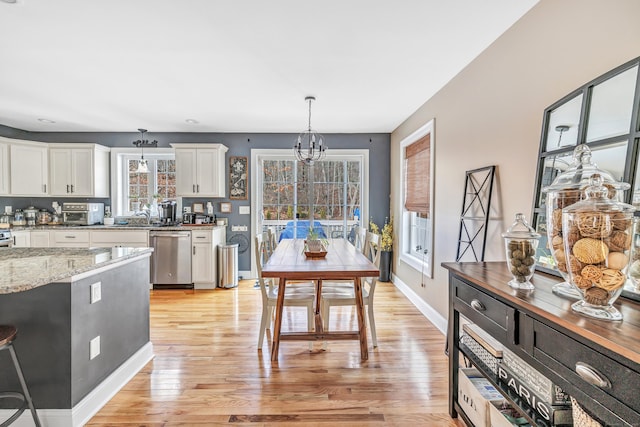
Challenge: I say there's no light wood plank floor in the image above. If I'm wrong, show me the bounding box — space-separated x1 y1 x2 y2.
87 279 465 426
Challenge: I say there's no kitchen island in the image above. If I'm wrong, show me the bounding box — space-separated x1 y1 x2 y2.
0 247 154 427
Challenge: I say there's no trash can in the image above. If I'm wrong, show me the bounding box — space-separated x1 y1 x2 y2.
218 243 239 288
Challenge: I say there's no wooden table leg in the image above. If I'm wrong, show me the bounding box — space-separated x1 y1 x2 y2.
353 276 368 360
271 276 287 361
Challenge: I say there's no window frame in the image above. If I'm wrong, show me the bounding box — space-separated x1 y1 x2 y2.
110 147 175 216
250 148 369 276
399 119 435 278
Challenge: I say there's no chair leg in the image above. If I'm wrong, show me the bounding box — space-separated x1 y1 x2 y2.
367 302 377 348
307 302 313 351
321 302 330 350
8 345 41 427
258 305 271 349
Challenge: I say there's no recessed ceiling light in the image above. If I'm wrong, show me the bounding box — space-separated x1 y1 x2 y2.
185 119 199 124
37 118 56 124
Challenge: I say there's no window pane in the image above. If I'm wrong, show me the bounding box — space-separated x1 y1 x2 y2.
586 65 638 142
264 160 278 182
544 94 582 151
347 161 360 182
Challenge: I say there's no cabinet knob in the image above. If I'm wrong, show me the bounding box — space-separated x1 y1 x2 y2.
193 246 196 255
575 362 611 389
470 299 486 312
70 184 74 193
197 184 200 193
67 184 70 193
193 184 196 193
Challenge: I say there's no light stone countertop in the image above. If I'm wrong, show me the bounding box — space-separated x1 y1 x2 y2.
0 247 153 294
11 224 223 231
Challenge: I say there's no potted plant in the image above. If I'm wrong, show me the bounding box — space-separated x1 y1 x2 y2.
305 226 328 254
371 217 393 282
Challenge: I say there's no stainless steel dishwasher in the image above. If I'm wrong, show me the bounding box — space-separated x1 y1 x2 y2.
149 230 192 288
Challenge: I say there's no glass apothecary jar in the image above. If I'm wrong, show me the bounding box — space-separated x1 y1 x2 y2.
628 215 640 289
542 144 629 298
562 175 635 321
502 213 540 290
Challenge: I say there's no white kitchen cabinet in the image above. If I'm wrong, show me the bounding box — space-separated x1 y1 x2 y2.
0 141 9 195
30 231 50 247
172 144 228 197
49 144 110 197
9 140 48 196
90 230 149 248
191 227 226 289
11 230 30 248
50 230 90 248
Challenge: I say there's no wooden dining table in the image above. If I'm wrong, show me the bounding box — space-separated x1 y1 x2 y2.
261 238 380 361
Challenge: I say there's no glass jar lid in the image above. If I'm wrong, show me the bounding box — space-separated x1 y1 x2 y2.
542 144 629 193
563 175 635 214
502 213 540 239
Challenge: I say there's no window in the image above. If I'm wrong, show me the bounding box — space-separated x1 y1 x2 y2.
252 149 368 241
400 120 434 277
111 148 176 216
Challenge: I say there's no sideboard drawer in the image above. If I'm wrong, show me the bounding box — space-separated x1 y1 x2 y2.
452 277 514 343
534 321 640 415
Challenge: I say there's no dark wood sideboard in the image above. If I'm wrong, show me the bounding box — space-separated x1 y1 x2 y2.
443 262 640 426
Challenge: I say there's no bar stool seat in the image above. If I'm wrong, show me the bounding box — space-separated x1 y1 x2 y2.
0 325 41 427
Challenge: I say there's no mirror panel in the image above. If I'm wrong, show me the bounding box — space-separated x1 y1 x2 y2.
586 65 638 142
544 94 582 151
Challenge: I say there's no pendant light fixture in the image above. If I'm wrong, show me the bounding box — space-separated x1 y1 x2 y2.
294 96 326 165
132 128 158 173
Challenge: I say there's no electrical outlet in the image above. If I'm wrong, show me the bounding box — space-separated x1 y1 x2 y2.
90 336 100 360
90 282 101 304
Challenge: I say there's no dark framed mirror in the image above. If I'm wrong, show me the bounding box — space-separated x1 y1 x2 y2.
531 56 640 301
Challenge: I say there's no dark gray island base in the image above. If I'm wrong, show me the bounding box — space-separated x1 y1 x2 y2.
0 247 154 427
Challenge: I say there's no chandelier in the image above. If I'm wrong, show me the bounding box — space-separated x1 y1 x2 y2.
132 128 158 173
294 96 326 165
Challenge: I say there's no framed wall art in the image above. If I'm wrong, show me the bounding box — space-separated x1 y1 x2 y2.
229 156 248 200
220 202 232 213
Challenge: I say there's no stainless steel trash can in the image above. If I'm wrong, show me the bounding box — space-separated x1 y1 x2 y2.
218 243 239 288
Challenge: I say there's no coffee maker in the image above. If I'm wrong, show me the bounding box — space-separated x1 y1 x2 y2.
158 201 177 224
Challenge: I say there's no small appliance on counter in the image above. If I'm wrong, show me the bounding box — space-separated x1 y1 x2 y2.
62 202 104 225
182 212 196 224
158 201 178 224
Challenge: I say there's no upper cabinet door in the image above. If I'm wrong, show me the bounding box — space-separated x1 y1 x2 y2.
172 144 228 197
196 148 223 197
49 148 73 196
70 148 94 196
175 148 198 196
10 142 48 196
0 142 8 195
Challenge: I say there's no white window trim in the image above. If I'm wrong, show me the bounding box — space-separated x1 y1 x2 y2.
110 147 175 216
399 119 435 278
250 148 370 277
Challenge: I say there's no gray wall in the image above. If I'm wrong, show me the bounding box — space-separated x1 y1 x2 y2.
0 125 391 271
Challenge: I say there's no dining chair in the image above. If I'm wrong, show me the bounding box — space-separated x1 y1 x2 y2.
266 227 278 257
321 232 381 347
255 233 315 350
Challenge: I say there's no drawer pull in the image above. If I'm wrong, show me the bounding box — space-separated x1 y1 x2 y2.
470 299 486 312
575 362 611 389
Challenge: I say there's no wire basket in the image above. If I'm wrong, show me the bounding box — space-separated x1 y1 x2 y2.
570 397 602 427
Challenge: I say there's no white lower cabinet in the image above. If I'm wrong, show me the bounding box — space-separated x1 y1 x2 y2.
50 230 90 247
30 231 51 247
192 227 226 289
11 230 30 248
90 230 149 248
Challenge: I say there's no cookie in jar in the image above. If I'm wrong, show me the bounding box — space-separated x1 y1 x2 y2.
562 175 635 321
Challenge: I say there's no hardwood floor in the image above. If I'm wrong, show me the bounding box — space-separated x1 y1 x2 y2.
87 279 465 426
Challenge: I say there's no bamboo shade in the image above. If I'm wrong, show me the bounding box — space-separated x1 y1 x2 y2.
404 134 430 215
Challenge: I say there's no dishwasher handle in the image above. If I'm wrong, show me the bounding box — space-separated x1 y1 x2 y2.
150 232 191 238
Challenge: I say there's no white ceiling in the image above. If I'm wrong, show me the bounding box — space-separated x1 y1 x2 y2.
0 0 538 133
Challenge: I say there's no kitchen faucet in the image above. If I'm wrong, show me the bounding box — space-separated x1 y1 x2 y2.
135 208 151 224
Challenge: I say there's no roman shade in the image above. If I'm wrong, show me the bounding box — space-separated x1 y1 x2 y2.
404 134 430 215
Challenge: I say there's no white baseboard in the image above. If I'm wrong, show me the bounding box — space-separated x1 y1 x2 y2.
238 270 252 280
391 273 447 335
2 342 154 427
